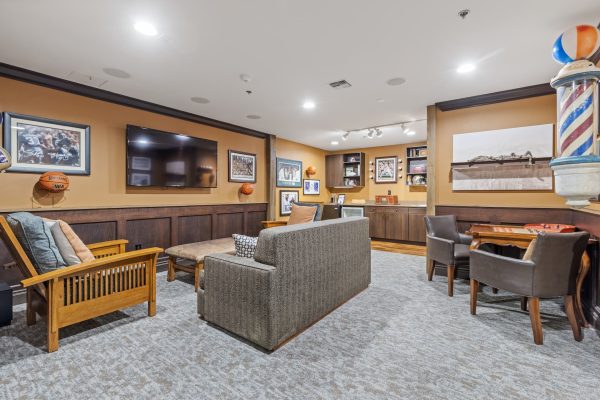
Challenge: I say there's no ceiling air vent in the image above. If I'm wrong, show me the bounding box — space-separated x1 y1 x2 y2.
329 79 352 89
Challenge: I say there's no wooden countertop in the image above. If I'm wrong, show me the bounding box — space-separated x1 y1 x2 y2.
0 202 269 213
327 202 426 208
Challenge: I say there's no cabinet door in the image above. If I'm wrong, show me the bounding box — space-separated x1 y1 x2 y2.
385 208 408 241
325 154 345 187
365 207 386 238
408 208 426 243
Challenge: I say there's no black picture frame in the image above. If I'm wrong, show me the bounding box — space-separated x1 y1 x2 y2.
280 190 299 216
276 157 302 187
2 112 91 175
303 179 320 195
374 156 398 184
228 150 256 183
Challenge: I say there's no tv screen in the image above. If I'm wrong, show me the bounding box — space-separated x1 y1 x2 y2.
126 125 217 188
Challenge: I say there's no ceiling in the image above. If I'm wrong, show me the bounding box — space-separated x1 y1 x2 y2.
0 1 598 150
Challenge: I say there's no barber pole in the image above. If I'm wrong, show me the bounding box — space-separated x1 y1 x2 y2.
550 60 600 207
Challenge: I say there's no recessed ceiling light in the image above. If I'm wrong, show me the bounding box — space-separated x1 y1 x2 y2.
457 63 476 74
246 114 261 120
190 96 210 104
331 140 339 146
302 100 316 109
406 130 416 136
386 77 406 86
102 67 131 79
134 21 158 36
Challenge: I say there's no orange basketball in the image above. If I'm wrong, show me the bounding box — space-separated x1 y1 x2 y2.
38 172 70 193
240 183 254 195
306 165 317 176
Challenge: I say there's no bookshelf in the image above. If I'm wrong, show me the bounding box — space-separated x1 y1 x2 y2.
406 145 428 187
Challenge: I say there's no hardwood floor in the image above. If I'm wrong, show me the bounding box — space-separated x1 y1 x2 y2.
371 240 426 256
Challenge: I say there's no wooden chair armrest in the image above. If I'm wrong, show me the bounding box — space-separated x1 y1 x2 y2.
87 239 129 251
261 220 287 228
21 247 163 287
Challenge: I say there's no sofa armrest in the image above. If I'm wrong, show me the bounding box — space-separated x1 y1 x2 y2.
201 253 277 349
426 235 455 265
458 233 473 246
470 249 535 296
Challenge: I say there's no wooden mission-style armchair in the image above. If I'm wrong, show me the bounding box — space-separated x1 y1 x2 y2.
0 216 163 352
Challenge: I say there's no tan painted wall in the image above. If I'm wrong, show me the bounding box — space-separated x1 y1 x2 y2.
0 77 267 211
434 94 567 208
329 142 428 203
275 138 329 220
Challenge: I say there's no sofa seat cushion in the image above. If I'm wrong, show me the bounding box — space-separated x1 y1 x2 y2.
7 212 66 274
166 237 235 263
454 244 470 262
287 204 317 225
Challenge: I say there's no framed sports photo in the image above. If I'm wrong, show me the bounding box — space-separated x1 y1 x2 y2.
280 190 299 216
2 112 90 175
276 158 302 187
303 179 320 195
375 156 397 183
228 150 256 183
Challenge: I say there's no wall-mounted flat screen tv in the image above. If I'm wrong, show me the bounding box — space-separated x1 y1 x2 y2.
126 125 217 188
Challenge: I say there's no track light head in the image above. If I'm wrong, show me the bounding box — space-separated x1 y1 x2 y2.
367 129 374 139
375 128 383 137
342 132 350 141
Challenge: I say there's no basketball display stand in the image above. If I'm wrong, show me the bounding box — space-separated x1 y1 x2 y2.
550 26 600 207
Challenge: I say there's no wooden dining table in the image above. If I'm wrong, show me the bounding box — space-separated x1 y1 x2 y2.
467 224 591 328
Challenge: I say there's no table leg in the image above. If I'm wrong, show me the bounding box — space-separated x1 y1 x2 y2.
167 256 176 282
575 252 591 328
194 261 203 292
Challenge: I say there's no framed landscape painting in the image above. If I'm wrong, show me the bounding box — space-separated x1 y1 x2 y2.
375 156 397 183
280 190 299 216
303 179 320 195
276 157 302 187
2 112 90 175
228 150 256 182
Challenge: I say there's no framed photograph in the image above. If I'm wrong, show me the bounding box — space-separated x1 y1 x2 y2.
2 112 90 175
303 179 320 195
228 150 256 183
375 156 397 183
337 194 346 205
280 190 299 216
276 157 302 187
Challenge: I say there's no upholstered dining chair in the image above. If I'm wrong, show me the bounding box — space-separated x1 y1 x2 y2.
262 202 323 228
424 215 472 296
469 231 589 345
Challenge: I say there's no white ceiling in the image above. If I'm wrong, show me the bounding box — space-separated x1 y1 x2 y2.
0 1 598 150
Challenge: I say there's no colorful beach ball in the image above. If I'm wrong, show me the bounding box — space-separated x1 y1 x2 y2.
553 25 600 64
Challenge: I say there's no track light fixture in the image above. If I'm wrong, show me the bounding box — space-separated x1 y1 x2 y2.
340 118 425 141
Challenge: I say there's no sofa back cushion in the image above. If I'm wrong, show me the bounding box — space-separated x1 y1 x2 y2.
57 220 95 263
287 204 317 225
6 212 66 274
44 219 82 265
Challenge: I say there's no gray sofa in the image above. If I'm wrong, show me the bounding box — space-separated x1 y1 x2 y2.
198 217 371 350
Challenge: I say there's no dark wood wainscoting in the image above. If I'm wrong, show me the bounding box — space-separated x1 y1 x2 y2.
0 203 268 294
437 205 600 331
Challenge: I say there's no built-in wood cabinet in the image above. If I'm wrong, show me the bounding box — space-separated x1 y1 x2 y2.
365 206 425 243
326 152 366 188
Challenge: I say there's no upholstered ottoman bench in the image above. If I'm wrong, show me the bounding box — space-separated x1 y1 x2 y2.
166 238 235 291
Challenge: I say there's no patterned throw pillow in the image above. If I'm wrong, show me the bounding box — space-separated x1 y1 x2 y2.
232 234 258 258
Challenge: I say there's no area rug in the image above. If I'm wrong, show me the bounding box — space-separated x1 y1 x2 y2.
0 251 599 399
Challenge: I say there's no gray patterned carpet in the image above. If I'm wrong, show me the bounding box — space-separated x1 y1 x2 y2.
1 251 599 399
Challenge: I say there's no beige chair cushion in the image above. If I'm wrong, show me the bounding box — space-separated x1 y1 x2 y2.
287 204 317 225
166 237 236 263
523 238 537 260
57 220 95 263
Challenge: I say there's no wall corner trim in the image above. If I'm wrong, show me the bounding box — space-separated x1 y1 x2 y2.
0 62 268 139
436 83 554 112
